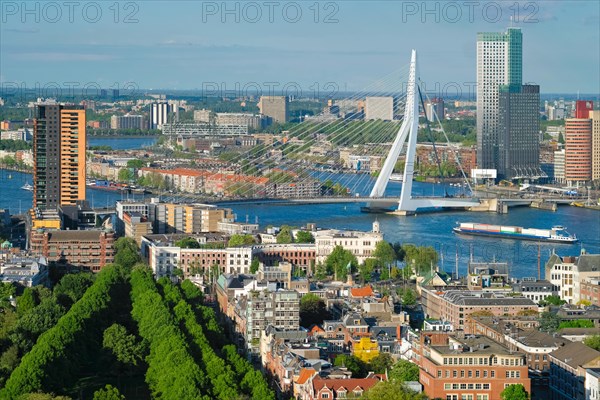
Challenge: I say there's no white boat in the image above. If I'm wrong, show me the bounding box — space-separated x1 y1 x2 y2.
389 174 403 182
21 183 33 191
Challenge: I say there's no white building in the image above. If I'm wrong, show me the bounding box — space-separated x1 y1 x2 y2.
365 96 393 121
314 222 383 264
545 250 600 304
586 368 600 400
554 149 566 184
150 103 171 129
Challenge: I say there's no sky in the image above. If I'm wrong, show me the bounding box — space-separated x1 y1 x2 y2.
1 0 599 97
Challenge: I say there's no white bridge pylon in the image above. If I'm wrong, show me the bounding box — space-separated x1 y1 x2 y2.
369 49 480 213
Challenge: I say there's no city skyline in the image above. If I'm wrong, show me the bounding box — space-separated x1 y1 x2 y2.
1 1 598 94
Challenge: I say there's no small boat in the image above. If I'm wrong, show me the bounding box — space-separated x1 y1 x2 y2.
21 183 33 191
453 222 578 244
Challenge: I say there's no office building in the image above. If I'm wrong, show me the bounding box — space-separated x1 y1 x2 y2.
33 103 86 210
365 96 394 121
497 84 541 179
150 102 170 129
110 114 146 130
565 118 592 185
477 28 543 180
591 110 600 183
30 229 115 272
258 96 288 124
416 331 530 400
554 149 566 184
425 97 445 121
575 100 594 119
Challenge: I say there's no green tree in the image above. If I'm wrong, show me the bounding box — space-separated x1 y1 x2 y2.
117 168 134 182
539 311 561 333
113 237 141 269
373 241 396 270
334 354 367 378
102 323 144 367
93 385 125 400
126 159 145 169
16 288 37 316
174 237 201 249
325 246 358 280
540 295 566 306
361 380 427 400
501 384 529 400
584 335 600 351
228 234 255 247
402 245 438 275
0 282 16 309
359 259 377 283
401 288 417 306
299 293 330 328
295 230 315 243
369 353 393 374
276 226 293 244
250 258 260 274
53 273 95 306
389 359 420 382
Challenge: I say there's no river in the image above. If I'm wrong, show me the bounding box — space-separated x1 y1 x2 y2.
1 137 599 278
88 136 157 150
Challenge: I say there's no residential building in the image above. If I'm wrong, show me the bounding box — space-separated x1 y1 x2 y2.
365 96 394 121
110 114 145 130
193 109 211 123
259 96 288 124
298 373 386 400
123 212 152 245
242 289 300 354
545 250 600 304
591 110 600 183
0 256 49 287
150 102 170 129
565 118 593 185
420 287 538 331
215 113 264 129
548 341 600 400
33 103 86 210
29 229 115 272
580 277 600 306
415 331 530 400
511 279 559 304
472 316 569 372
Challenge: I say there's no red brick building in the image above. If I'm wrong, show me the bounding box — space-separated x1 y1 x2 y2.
30 229 115 272
415 332 530 400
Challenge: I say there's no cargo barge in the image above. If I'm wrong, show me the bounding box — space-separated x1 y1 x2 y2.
453 222 578 243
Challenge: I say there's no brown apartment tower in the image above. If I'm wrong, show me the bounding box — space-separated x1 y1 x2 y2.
33 104 86 210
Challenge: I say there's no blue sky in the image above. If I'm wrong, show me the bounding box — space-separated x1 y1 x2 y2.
1 1 598 95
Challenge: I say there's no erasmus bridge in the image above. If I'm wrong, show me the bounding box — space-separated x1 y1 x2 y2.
156 50 492 214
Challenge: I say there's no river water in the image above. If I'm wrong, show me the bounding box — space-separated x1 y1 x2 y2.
1 135 598 278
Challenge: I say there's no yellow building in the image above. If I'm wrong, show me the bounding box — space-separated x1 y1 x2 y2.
352 337 380 363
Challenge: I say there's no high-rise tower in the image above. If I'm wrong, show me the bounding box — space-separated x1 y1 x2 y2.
477 28 541 180
33 103 86 210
